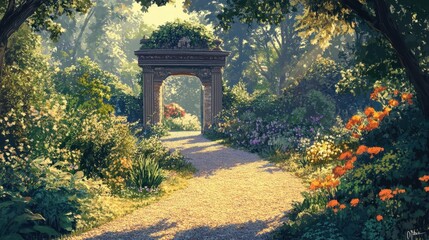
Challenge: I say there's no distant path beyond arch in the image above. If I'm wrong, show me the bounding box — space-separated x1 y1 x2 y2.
73 131 304 240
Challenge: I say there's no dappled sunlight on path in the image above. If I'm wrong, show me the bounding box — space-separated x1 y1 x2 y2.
162 131 262 177
72 131 304 240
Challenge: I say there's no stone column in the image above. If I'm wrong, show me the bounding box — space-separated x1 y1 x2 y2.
211 67 223 121
142 67 154 125
153 81 163 123
202 82 212 130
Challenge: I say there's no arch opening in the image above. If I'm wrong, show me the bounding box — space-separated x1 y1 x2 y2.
162 75 202 130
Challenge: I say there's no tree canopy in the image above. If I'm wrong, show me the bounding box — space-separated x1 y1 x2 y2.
217 0 429 117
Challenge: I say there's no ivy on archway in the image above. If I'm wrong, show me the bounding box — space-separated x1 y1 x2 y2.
140 21 215 49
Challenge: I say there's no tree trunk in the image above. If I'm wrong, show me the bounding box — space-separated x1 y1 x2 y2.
343 0 429 118
372 0 429 118
0 40 6 76
0 0 43 74
71 7 95 65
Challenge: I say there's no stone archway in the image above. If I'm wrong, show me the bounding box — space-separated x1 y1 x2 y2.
135 47 229 131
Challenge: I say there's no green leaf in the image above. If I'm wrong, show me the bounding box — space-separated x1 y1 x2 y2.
3 233 25 240
33 225 59 236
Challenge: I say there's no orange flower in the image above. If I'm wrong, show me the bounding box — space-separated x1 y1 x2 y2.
344 159 354 170
309 179 321 190
388 99 399 107
339 204 346 210
419 175 429 182
364 107 376 117
394 90 399 96
350 198 359 207
367 147 384 155
392 188 406 195
358 124 366 131
328 178 340 188
383 107 391 116
365 119 380 131
379 189 394 201
401 93 413 104
339 151 353 160
373 111 386 121
346 115 363 130
376 214 383 221
351 115 362 122
424 186 429 192
327 199 340 208
356 145 368 155
401 93 413 101
370 86 387 100
333 166 347 178
352 133 361 139
331 179 340 188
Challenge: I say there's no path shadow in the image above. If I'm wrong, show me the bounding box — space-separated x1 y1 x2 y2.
258 163 284 174
161 132 294 178
85 218 276 240
162 133 265 177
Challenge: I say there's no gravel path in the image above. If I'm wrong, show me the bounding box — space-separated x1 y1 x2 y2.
72 131 304 240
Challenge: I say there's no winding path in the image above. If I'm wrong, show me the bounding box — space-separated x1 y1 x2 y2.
73 131 304 240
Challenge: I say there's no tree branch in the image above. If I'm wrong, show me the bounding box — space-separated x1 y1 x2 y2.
0 0 44 44
340 0 376 26
6 0 16 14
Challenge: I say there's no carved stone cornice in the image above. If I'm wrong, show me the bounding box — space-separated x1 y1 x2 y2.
135 49 230 67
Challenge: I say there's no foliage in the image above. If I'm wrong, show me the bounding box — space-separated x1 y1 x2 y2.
0 191 59 240
163 114 201 131
0 24 53 116
54 57 133 115
217 0 429 117
164 103 185 119
136 137 195 174
0 0 92 70
129 156 164 190
140 21 215 49
72 114 137 191
27 158 90 234
142 123 170 138
208 59 353 155
276 86 429 239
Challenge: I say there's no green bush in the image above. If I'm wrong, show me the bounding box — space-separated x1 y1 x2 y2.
163 114 201 131
141 21 215 49
142 123 170 138
129 156 164 190
72 114 137 191
0 192 59 240
136 137 195 174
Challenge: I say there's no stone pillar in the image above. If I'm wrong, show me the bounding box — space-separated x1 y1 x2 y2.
202 82 212 130
153 81 163 123
211 67 223 121
142 67 154 125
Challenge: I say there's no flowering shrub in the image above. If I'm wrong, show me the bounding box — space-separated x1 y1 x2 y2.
164 103 186 119
278 85 429 239
305 136 342 165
